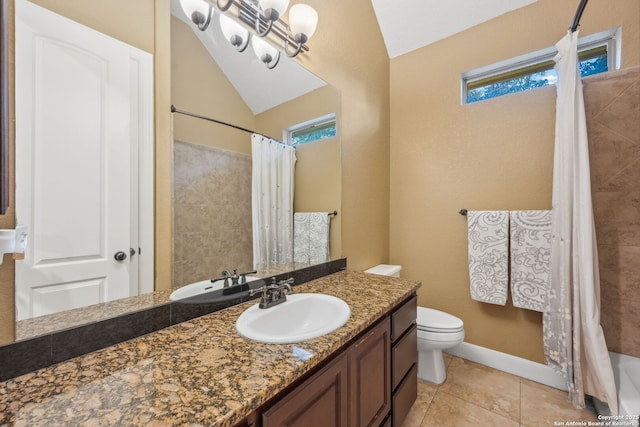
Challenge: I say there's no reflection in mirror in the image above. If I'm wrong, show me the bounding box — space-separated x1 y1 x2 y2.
14 0 155 324
171 1 342 288
3 0 341 347
10 0 155 343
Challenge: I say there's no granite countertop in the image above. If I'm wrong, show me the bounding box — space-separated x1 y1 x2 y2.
0 270 420 426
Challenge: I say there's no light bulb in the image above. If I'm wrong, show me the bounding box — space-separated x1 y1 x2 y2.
180 0 213 30
252 36 280 68
289 4 317 40
219 13 249 50
259 0 290 16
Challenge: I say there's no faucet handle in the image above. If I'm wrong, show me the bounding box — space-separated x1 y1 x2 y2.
239 270 257 284
249 285 269 301
277 278 294 294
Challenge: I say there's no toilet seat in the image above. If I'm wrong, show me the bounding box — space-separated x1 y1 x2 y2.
417 307 464 333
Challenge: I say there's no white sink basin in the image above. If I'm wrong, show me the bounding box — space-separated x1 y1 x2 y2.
235 293 351 344
169 276 259 301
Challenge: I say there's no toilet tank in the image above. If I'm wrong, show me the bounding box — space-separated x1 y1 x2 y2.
364 264 402 278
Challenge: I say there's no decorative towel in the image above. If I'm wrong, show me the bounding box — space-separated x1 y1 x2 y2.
467 211 509 305
509 210 552 312
294 212 330 265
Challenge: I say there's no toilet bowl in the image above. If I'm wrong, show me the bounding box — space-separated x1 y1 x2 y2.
364 265 465 385
416 307 464 384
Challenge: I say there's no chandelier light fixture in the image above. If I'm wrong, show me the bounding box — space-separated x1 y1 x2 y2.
179 0 318 68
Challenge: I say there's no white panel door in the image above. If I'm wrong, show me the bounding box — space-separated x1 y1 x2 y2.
15 0 135 320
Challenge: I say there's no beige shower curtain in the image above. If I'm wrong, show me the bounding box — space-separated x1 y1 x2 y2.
544 30 618 414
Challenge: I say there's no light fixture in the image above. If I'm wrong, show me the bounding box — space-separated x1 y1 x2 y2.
220 14 250 52
180 0 214 31
216 0 234 11
285 4 318 57
255 0 290 36
252 36 280 69
182 0 318 68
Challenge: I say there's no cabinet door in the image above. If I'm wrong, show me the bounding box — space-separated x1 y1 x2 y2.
262 352 348 427
349 317 391 427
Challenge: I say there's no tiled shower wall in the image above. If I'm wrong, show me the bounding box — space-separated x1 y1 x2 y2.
584 66 640 358
173 141 253 287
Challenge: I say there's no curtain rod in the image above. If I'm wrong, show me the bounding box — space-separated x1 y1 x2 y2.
569 0 589 32
170 105 282 143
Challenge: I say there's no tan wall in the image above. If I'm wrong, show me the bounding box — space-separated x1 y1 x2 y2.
585 66 640 358
294 0 391 271
389 0 640 362
256 86 342 260
171 16 254 155
27 0 154 53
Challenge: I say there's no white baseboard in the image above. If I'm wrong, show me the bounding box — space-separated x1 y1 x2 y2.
445 342 568 391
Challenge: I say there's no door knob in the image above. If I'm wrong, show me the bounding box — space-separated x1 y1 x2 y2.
114 251 127 261
130 248 136 257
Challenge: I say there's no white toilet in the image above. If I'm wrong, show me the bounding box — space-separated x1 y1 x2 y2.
364 264 465 385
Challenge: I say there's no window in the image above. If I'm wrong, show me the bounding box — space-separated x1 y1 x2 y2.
285 113 337 146
461 28 620 104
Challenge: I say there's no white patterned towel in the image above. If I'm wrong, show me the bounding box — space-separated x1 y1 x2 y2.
294 213 330 265
467 211 509 305
509 210 551 312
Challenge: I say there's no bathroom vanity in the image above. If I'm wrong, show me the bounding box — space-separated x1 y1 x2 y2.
0 271 419 426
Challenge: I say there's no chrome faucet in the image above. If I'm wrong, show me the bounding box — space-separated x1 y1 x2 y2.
249 277 294 309
212 269 259 295
211 270 232 287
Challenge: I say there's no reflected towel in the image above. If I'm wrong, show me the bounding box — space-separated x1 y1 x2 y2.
467 211 509 305
510 210 551 312
294 212 330 265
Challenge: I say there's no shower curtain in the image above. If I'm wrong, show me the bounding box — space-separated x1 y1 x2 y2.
251 134 296 270
544 30 618 414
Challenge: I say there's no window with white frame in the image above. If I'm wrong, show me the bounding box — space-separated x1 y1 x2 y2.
461 27 621 104
284 113 337 147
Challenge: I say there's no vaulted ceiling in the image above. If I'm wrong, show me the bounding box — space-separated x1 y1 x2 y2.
371 0 539 58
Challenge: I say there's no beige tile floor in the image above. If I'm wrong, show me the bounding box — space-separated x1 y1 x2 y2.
402 354 600 427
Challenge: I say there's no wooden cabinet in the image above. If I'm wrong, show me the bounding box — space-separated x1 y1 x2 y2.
349 317 390 427
391 296 417 426
256 294 417 427
263 352 349 427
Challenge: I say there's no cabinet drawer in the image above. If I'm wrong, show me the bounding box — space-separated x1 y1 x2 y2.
392 363 417 427
391 323 417 391
391 296 416 342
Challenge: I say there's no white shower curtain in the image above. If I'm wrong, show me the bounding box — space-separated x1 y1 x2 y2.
251 134 296 270
544 30 618 414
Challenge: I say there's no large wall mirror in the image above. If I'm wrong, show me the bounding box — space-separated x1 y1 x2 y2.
0 0 341 347
170 0 342 288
